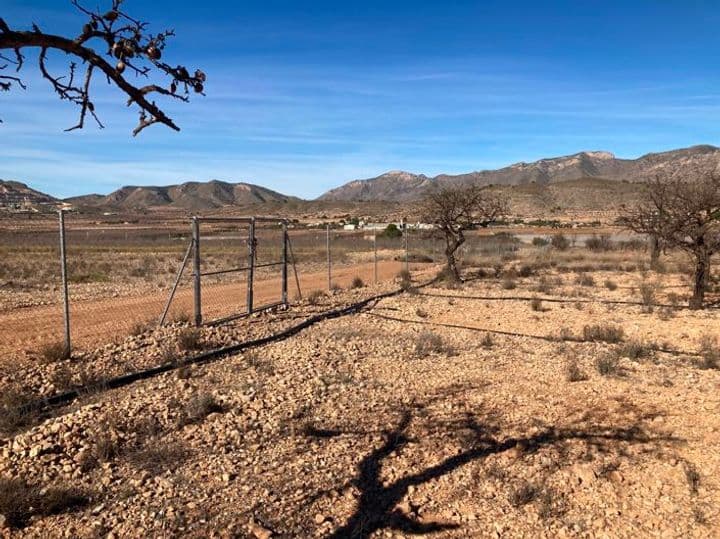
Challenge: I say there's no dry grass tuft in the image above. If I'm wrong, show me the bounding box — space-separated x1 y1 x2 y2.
595 354 622 376
177 327 203 352
604 279 618 291
509 480 538 508
502 278 517 290
565 359 588 382
414 331 454 358
179 392 224 426
307 289 325 305
350 276 365 289
694 335 719 370
127 441 190 476
583 324 624 343
0 477 90 529
0 385 37 436
39 341 69 363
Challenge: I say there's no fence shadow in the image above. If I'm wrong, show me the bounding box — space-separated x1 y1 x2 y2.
309 392 679 539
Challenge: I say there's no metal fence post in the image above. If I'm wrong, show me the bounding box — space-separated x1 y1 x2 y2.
159 239 194 327
326 224 331 291
58 209 71 358
247 217 256 313
403 218 409 274
192 217 202 327
281 220 288 306
374 233 378 284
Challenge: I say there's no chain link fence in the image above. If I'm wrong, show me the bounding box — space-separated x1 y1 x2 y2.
0 214 441 365
0 219 65 364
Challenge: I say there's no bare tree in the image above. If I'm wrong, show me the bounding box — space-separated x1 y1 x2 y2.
0 0 206 135
421 184 508 281
621 169 720 309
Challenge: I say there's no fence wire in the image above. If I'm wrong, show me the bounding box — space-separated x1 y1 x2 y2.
63 215 191 350
1 215 442 363
0 218 65 364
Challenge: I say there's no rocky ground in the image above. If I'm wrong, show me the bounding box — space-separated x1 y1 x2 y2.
0 247 718 538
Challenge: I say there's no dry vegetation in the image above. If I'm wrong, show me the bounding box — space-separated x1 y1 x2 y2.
0 226 718 536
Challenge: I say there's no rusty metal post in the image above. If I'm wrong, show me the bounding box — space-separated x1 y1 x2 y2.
326 224 331 291
192 217 202 327
281 220 288 306
58 209 71 358
247 217 256 313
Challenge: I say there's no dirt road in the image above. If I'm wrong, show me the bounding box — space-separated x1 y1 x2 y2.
1 260 430 356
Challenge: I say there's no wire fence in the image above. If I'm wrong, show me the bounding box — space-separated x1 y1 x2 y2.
0 213 439 364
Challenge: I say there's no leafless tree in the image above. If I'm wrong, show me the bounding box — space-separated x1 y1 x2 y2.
421 184 508 281
620 168 720 309
0 0 206 135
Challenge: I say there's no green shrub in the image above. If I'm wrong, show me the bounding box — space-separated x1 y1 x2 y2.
381 223 403 239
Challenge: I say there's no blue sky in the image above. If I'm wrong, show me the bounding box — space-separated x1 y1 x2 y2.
2 0 720 199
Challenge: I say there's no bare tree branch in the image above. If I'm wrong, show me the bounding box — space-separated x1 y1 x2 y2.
620 166 720 308
0 1 206 135
421 184 508 281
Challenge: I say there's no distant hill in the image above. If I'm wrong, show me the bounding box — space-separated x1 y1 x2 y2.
0 180 59 211
319 145 720 201
68 180 299 211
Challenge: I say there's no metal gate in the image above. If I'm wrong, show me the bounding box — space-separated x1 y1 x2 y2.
161 216 289 327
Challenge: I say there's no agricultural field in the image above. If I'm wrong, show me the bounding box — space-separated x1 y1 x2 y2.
1 226 718 537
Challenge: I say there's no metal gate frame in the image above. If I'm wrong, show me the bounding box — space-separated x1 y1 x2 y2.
190 216 289 326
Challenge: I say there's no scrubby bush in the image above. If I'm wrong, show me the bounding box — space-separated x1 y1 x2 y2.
177 327 203 352
532 237 549 247
618 340 651 361
595 354 621 376
575 273 595 287
639 282 659 313
481 333 495 349
502 278 517 290
509 480 538 507
351 276 365 289
0 385 36 436
550 234 570 251
414 331 453 358
585 234 614 252
565 359 588 382
583 324 624 343
307 289 325 305
695 335 720 370
39 341 69 362
381 223 403 239
179 393 224 426
604 279 618 291
0 478 89 529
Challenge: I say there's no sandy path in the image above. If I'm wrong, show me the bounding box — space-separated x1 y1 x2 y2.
1 260 429 355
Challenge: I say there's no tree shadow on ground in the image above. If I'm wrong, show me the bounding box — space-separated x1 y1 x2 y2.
315 393 679 539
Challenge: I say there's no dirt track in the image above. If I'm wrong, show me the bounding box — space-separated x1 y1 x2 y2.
0 261 429 357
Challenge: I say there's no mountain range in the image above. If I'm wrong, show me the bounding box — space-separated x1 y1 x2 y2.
319 145 720 201
2 144 719 212
65 180 298 211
